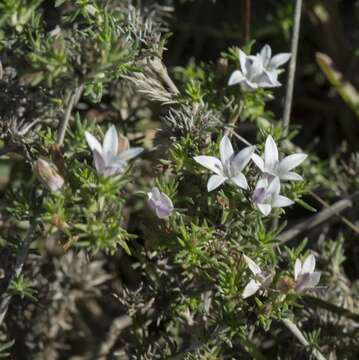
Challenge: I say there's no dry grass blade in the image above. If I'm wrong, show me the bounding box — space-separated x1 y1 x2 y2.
283 0 303 134
278 191 359 244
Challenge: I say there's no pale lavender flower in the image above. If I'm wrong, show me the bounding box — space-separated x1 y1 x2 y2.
242 254 273 299
147 187 174 220
252 135 307 181
293 254 321 292
228 45 290 92
194 134 255 192
253 177 293 216
85 125 143 177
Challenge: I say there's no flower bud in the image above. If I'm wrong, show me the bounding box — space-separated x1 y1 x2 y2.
147 187 174 220
33 159 64 192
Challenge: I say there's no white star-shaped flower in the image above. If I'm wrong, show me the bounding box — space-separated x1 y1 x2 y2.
85 125 143 177
242 254 273 299
294 254 321 292
255 44 291 87
253 177 294 216
228 45 290 92
252 135 307 181
194 134 255 192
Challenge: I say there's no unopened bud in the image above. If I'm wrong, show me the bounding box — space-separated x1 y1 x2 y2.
33 159 64 192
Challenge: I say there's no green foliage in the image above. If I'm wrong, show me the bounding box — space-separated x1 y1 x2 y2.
0 340 15 358
9 275 37 301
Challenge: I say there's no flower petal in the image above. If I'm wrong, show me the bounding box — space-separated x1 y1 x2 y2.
232 145 256 171
239 49 248 76
251 153 265 172
257 203 272 216
194 156 223 175
272 195 294 208
260 44 272 66
254 177 268 191
148 187 161 202
302 254 316 274
93 149 106 174
267 177 281 196
253 182 267 204
103 125 118 163
231 172 248 190
264 135 279 171
220 135 234 165
257 71 281 88
85 131 102 154
280 171 303 181
118 147 144 161
159 192 174 211
243 254 262 275
207 174 226 192
279 153 307 174
250 54 264 79
269 53 291 69
294 271 320 292
228 70 245 86
307 271 321 288
241 80 258 92
102 165 124 177
242 279 261 299
294 259 302 280
155 198 174 219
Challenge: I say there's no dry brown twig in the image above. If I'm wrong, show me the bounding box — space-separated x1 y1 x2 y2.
278 191 359 244
283 0 303 135
57 84 84 146
97 315 132 359
282 318 327 360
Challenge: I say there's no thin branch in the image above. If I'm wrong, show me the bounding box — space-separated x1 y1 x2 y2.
226 127 253 146
309 191 359 234
242 0 251 43
97 315 132 359
304 295 359 323
282 319 327 360
283 0 303 135
57 85 84 146
278 191 359 244
0 221 37 326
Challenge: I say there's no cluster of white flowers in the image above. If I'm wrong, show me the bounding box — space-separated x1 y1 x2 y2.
228 45 291 92
192 45 306 216
242 253 321 298
252 135 307 215
194 133 306 216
